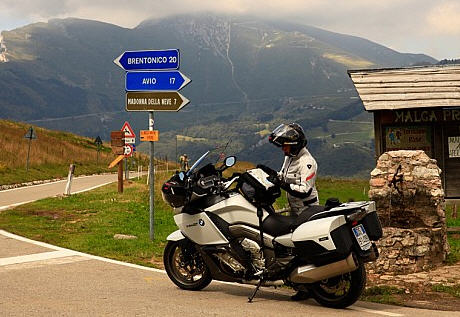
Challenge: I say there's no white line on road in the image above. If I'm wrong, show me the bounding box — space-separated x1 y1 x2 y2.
0 250 78 266
0 200 36 211
351 306 404 317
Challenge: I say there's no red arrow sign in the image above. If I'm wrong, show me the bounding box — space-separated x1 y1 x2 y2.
121 121 135 138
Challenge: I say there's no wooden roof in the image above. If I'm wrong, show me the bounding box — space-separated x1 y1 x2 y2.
348 64 460 111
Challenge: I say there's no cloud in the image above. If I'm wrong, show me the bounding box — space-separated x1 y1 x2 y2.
0 0 458 59
427 1 460 35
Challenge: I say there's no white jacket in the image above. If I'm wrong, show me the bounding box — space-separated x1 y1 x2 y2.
279 147 319 215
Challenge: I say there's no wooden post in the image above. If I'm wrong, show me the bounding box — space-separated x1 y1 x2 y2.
118 159 123 193
453 204 458 219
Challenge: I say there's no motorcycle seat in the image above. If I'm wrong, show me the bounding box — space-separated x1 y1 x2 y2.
262 214 298 236
262 205 327 236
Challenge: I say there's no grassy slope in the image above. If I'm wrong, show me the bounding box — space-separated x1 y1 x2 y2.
0 119 116 185
0 162 369 268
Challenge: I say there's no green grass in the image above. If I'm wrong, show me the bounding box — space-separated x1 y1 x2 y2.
361 286 404 305
446 205 460 227
0 176 176 267
1 173 458 272
0 175 370 268
432 284 460 298
447 235 460 265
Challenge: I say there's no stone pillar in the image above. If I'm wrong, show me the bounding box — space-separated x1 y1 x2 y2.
368 150 449 274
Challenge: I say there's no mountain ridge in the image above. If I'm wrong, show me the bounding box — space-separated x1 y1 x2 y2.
0 14 437 177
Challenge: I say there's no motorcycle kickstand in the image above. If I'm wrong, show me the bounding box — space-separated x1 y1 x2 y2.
248 279 263 303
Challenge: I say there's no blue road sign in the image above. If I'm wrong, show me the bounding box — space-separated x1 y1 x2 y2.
125 71 191 91
114 49 179 71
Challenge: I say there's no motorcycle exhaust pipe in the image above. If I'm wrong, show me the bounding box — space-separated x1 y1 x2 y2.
288 253 358 284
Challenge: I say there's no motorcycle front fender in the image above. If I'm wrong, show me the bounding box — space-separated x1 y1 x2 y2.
166 230 186 241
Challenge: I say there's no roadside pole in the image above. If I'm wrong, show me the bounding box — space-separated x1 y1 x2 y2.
149 112 155 240
118 159 123 193
24 126 37 174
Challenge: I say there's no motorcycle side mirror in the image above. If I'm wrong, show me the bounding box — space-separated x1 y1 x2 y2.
224 156 236 168
178 172 185 181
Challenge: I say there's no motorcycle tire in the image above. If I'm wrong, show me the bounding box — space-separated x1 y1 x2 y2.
163 239 212 291
310 260 366 309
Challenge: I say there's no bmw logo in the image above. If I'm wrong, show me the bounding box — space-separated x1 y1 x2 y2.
198 219 205 226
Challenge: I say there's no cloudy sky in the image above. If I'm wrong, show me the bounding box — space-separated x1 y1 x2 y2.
0 0 459 60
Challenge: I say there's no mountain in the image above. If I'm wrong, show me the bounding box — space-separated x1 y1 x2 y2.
0 14 437 177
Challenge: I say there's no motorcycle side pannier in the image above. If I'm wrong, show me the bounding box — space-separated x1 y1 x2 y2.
361 210 383 241
238 169 281 206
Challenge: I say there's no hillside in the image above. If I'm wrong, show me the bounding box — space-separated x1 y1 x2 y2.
0 14 438 177
0 119 115 185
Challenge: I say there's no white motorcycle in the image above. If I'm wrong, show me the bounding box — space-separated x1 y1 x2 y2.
161 151 382 308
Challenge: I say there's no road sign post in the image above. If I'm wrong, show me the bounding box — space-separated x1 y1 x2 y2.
94 136 102 165
149 112 155 240
24 126 37 174
114 48 190 241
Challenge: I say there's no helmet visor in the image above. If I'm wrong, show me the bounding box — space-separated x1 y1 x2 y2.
270 124 300 146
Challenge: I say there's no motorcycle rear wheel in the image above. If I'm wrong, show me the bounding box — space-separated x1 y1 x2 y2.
310 261 366 309
163 239 212 291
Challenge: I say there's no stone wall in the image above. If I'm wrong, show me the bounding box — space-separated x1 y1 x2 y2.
367 150 449 274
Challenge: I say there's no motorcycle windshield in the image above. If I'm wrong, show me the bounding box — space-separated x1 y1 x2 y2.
186 151 210 176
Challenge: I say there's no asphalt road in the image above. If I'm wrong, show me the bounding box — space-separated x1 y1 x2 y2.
1 230 459 317
0 173 140 211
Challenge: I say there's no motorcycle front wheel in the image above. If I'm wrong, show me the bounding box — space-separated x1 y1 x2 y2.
310 261 366 309
163 239 212 291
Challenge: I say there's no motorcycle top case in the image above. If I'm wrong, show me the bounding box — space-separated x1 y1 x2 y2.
237 168 281 206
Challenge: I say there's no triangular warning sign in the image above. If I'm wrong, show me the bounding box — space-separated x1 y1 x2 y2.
121 121 135 138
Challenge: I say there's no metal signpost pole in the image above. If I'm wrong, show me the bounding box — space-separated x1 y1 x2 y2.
149 112 155 240
115 49 190 242
26 136 32 173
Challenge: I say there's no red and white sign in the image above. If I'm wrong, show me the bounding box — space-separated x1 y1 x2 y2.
121 121 136 144
123 144 134 157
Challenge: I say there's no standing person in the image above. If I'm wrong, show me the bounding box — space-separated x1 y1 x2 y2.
179 154 189 171
261 122 319 301
183 154 189 171
267 123 319 215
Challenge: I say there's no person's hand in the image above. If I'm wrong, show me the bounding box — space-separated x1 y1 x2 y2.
267 174 281 186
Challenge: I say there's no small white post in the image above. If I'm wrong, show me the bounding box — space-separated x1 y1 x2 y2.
64 164 75 196
146 165 150 185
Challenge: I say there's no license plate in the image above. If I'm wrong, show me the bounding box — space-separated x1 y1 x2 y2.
352 224 372 251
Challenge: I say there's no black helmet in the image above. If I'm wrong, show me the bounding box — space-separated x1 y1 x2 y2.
161 174 187 208
268 123 307 156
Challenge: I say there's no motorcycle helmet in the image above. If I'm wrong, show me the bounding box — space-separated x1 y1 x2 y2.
268 123 307 156
161 174 187 208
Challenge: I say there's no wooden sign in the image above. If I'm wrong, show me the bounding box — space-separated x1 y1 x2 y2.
110 131 125 153
108 155 125 168
140 130 159 142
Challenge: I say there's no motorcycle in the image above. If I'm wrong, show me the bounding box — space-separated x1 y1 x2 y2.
161 151 382 308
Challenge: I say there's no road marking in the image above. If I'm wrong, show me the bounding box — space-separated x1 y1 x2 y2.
0 200 36 211
351 306 404 316
0 250 78 266
0 230 408 316
0 256 90 271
